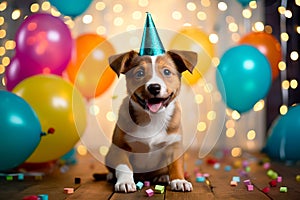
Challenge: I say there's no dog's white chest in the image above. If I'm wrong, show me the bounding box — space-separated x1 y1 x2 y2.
124 101 180 151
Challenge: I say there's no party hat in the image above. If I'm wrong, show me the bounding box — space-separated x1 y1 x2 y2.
139 12 165 56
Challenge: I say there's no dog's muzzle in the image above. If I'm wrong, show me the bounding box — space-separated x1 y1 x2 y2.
133 92 174 113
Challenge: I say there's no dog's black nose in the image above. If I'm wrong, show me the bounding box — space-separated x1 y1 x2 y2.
147 84 161 96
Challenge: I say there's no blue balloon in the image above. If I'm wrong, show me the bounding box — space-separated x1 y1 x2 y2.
216 45 272 113
0 91 41 171
49 0 92 18
264 105 300 161
236 0 255 7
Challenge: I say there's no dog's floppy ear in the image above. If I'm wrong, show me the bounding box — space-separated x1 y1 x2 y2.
109 50 138 77
167 50 197 74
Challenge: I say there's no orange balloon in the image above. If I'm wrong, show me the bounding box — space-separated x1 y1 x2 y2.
169 27 215 85
239 32 282 81
66 34 116 99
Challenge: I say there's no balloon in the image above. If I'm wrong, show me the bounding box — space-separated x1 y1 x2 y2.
66 34 116 99
13 75 87 163
5 56 63 91
169 27 214 85
49 0 92 18
236 0 255 7
15 13 73 75
264 105 300 161
0 91 41 171
5 57 26 91
239 32 281 81
216 45 272 113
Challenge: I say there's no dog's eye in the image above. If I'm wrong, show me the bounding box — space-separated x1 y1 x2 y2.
135 69 145 78
163 68 171 77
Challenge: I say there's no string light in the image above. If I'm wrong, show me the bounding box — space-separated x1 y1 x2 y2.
290 51 299 61
253 100 265 112
186 2 197 11
247 130 256 140
280 105 288 115
41 1 51 11
195 94 204 104
11 9 21 20
138 0 149 7
209 33 219 44
172 11 182 20
197 11 207 21
77 145 88 156
253 21 264 31
197 122 206 132
30 3 40 13
231 147 242 157
0 1 7 12
95 2 106 11
99 146 109 156
113 4 123 13
290 79 298 89
226 128 235 138
231 110 241 120
106 111 116 122
242 8 252 19
218 2 228 11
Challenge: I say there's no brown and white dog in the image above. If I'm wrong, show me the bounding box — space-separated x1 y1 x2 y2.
105 49 197 193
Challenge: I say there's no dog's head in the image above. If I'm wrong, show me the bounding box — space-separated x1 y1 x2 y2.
109 50 197 113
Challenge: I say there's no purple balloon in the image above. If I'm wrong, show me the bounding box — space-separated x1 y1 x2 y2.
5 56 63 91
15 13 73 74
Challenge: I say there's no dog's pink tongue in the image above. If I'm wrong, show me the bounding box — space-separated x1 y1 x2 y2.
147 102 162 113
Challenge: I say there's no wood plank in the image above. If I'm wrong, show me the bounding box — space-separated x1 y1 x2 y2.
1 150 300 199
110 189 164 200
66 180 113 200
248 155 300 200
165 151 215 199
196 152 270 199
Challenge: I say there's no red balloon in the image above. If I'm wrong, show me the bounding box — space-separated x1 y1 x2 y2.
15 13 73 75
239 32 282 81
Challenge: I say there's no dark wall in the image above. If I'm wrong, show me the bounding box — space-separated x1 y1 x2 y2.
265 0 300 128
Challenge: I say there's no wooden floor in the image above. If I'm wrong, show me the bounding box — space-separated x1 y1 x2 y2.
0 149 299 200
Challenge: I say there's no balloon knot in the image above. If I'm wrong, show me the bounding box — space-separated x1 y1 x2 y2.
40 132 47 137
40 128 55 137
47 127 55 134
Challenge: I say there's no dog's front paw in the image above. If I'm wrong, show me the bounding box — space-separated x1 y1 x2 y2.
170 179 193 192
115 180 137 193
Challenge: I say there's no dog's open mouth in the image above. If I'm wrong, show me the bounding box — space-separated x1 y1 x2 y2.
134 93 173 113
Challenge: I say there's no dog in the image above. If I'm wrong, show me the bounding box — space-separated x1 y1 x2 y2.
105 49 197 193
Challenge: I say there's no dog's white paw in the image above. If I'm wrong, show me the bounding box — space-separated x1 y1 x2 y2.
114 164 136 193
115 181 137 193
170 179 193 192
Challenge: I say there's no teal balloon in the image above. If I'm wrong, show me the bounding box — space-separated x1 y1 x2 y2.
0 91 41 171
49 0 92 18
264 105 300 161
236 0 255 7
216 45 271 113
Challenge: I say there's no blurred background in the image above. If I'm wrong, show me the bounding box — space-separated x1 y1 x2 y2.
0 0 299 167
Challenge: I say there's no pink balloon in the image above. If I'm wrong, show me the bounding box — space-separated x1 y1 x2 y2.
5 57 24 91
15 13 73 74
5 56 63 91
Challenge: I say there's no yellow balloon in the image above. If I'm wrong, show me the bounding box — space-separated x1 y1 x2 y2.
13 75 87 163
169 27 215 85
